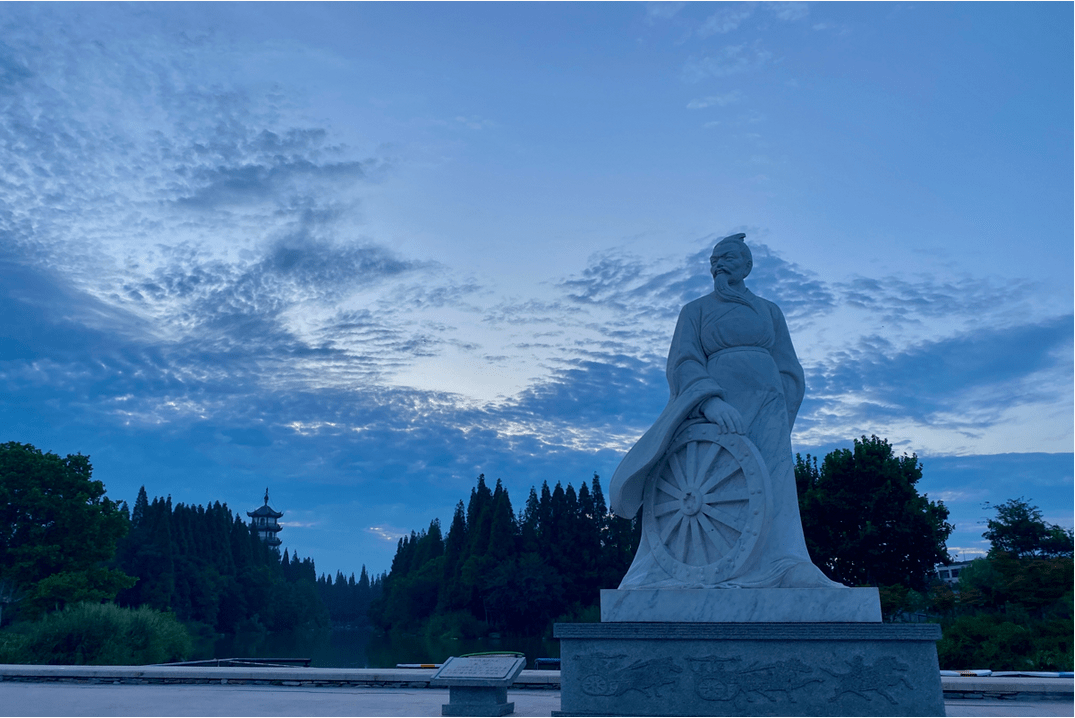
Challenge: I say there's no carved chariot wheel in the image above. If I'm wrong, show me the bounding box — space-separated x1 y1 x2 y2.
581 675 612 696
642 423 773 585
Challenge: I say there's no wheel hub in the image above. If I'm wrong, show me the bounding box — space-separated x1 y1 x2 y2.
681 491 702 516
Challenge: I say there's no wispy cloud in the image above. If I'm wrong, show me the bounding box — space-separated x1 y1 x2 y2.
454 115 497 131
797 315 1072 445
768 2 810 22
367 526 410 542
686 91 743 109
683 44 773 82
697 5 755 37
646 2 686 21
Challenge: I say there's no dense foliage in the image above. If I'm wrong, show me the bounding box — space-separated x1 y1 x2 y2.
0 602 191 665
316 565 382 626
370 474 640 637
0 442 135 618
795 435 953 592
936 498 1073 671
115 486 339 633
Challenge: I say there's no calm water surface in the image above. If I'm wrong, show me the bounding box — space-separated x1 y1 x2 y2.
196 628 560 669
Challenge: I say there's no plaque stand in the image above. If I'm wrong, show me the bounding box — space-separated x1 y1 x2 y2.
431 655 527 717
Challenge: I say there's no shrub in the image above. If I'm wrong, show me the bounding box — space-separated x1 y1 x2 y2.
938 613 1074 671
0 602 191 665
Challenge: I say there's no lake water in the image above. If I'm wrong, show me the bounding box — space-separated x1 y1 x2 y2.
197 627 560 669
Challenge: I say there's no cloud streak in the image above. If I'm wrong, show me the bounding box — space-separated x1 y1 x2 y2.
683 44 774 82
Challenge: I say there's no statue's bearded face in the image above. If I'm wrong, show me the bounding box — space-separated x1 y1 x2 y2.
710 243 751 285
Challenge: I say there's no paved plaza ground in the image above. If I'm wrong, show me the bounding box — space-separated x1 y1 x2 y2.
0 682 1072 717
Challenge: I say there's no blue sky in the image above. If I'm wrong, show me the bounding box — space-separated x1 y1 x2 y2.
1 2 1071 577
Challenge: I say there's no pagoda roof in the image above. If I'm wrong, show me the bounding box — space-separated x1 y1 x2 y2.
247 504 283 519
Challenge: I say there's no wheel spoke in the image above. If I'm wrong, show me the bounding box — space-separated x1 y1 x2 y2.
701 503 742 531
657 479 684 500
669 452 689 490
690 517 708 563
684 442 698 488
672 513 689 561
697 513 729 554
660 512 685 545
706 491 749 504
697 442 721 480
654 500 680 517
697 463 739 497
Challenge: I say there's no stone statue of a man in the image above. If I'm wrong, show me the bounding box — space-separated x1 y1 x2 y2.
609 233 841 589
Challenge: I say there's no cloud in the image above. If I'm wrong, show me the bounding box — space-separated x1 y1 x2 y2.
646 2 686 21
174 155 373 211
768 2 810 22
683 44 773 82
686 91 743 109
801 315 1073 434
0 7 480 404
367 526 410 542
746 244 837 321
836 274 1035 326
454 115 497 131
697 5 755 37
280 522 319 530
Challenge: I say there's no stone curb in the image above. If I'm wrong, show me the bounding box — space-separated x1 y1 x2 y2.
0 665 1070 701
0 665 558 689
941 676 1074 701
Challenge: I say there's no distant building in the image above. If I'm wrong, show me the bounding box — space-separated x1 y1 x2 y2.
247 488 283 547
932 559 976 585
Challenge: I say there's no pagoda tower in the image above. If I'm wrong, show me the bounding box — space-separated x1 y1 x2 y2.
247 488 283 547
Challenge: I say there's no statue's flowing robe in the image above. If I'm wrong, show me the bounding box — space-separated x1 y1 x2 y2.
609 288 837 588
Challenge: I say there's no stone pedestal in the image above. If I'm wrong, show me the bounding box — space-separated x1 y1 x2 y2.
601 588 882 623
441 686 513 717
554 623 945 717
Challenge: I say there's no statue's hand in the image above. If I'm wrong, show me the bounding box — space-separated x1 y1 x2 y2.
701 397 745 434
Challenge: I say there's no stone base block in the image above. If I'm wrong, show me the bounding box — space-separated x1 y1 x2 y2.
601 588 882 623
554 622 944 716
441 685 513 716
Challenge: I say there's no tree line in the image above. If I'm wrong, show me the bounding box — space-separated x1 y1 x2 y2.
0 441 382 638
114 486 383 633
371 435 957 637
2 436 1069 670
368 434 1072 672
369 473 641 637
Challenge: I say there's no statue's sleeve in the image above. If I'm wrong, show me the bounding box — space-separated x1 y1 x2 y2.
768 302 805 428
667 302 724 406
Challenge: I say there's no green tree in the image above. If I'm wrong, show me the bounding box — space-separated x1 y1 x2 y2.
482 552 565 634
795 435 953 591
439 501 469 612
0 442 134 618
982 497 1073 558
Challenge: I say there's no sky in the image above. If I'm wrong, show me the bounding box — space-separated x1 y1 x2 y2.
1 1 1071 578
